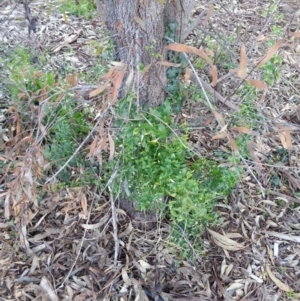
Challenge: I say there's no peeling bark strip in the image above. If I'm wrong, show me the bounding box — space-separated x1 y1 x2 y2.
95 0 194 105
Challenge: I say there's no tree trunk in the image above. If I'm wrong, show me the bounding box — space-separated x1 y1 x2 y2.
95 0 194 106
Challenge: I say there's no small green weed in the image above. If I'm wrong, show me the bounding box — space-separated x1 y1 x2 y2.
194 35 236 71
111 98 241 259
1 46 55 101
235 134 252 159
231 95 261 129
285 291 298 300
261 54 282 85
1 45 100 190
58 0 96 19
261 0 284 22
43 100 94 184
259 0 284 84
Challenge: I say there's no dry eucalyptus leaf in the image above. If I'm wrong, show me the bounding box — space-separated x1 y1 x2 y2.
226 282 244 291
208 229 245 251
266 265 293 292
247 78 268 90
118 222 133 238
266 231 300 243
122 267 132 286
138 260 153 269
81 215 109 230
157 61 181 67
40 276 58 301
237 43 247 78
256 40 284 68
89 84 108 98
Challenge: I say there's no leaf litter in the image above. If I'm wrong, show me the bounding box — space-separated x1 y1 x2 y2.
0 0 300 300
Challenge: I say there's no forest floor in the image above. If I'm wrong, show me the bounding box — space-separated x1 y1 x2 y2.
0 0 300 300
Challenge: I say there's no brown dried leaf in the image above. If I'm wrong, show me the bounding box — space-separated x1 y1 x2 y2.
203 4 214 26
81 215 109 230
28 228 61 242
256 40 284 68
100 136 107 151
193 48 214 66
228 134 238 155
212 132 227 140
134 16 146 30
184 67 191 82
237 43 247 78
81 194 88 217
138 260 153 269
266 231 300 243
266 265 293 292
89 84 108 98
204 115 214 125
51 33 79 53
227 282 244 291
165 43 213 66
247 79 268 90
226 233 243 239
231 126 254 135
210 65 218 86
278 129 292 149
19 136 35 146
40 276 58 301
66 74 78 86
99 66 116 81
122 267 132 286
157 61 181 67
111 61 127 68
132 278 149 301
29 255 40 275
165 43 196 54
124 66 134 96
16 120 21 137
112 68 126 102
208 228 244 251
97 153 103 166
107 133 115 161
290 31 300 38
87 137 98 158
212 109 225 127
118 222 133 238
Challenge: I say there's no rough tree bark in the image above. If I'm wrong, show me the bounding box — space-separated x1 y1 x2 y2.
95 0 194 106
